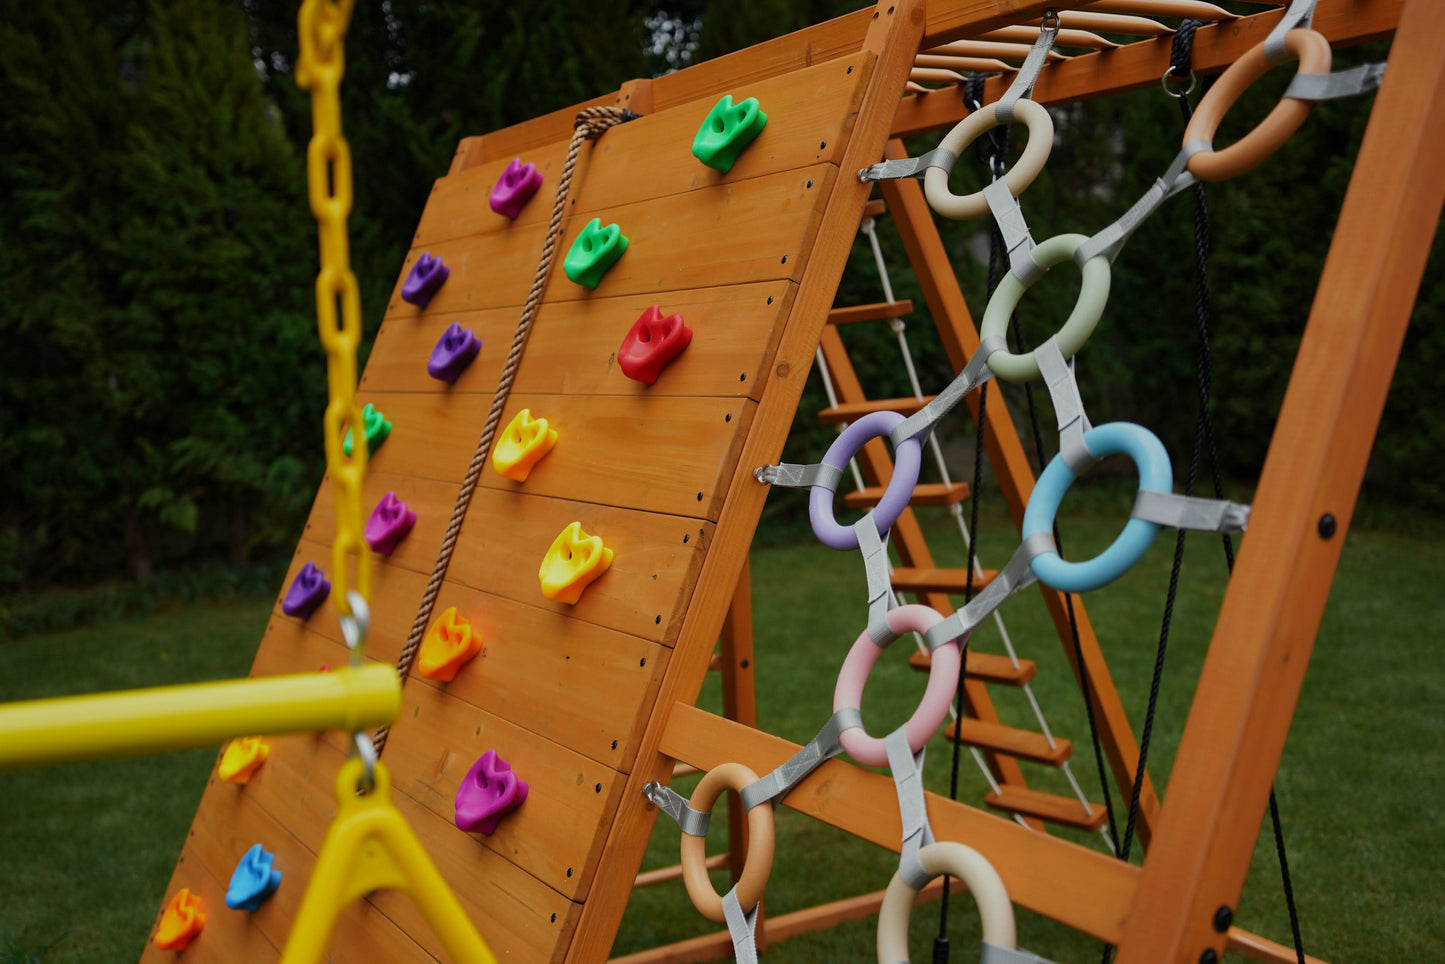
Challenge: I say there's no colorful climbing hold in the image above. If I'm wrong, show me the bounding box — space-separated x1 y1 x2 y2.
454 749 529 835
539 522 613 605
491 409 558 482
282 562 330 619
563 218 628 289
218 736 270 784
225 844 282 912
618 305 693 385
401 252 450 308
691 95 768 173
342 402 392 457
418 606 483 682
427 321 481 384
154 888 205 951
489 158 544 220
365 492 417 556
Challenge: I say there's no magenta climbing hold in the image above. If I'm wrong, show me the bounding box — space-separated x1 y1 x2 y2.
618 305 693 385
454 749 529 835
401 252 450 308
282 562 330 618
489 158 543 219
365 492 416 556
427 321 481 384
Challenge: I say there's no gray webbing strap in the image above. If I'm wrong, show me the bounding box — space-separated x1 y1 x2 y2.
1033 338 1094 477
1284 62 1386 101
858 148 959 183
890 336 1005 446
980 943 1058 964
644 781 711 836
738 707 864 811
982 179 1043 286
721 888 761 964
1073 142 1204 266
1264 0 1317 65
886 727 935 892
994 15 1060 122
1131 490 1250 533
753 461 844 491
856 517 896 645
922 532 1050 652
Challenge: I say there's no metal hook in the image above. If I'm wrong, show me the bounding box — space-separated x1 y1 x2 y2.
352 731 378 796
338 590 369 667
1161 66 1197 100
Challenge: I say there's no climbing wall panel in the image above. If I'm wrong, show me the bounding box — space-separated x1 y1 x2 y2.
145 2 922 956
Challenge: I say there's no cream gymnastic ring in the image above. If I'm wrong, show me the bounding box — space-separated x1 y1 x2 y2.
1185 29 1333 182
876 841 1016 963
679 762 776 923
923 99 1054 221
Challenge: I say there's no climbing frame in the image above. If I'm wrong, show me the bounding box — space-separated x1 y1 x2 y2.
146 0 1443 962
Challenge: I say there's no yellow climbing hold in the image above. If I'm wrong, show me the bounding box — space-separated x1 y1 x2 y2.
539 522 613 605
492 409 558 482
219 736 271 784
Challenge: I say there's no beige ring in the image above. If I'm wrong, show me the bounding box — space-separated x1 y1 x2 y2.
678 763 776 923
923 99 1054 220
1185 29 1333 182
876 842 1015 963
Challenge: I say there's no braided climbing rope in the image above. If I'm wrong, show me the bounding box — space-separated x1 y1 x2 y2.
375 105 636 754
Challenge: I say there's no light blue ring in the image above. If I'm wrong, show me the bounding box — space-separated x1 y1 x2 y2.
1022 423 1173 593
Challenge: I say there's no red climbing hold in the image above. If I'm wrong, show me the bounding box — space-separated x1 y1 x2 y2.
617 305 693 385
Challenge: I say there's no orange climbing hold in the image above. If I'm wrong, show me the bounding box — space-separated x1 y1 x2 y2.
218 736 270 784
491 409 558 482
154 887 205 951
418 607 483 682
539 522 613 605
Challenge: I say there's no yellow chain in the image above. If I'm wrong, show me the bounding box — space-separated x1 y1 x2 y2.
297 0 369 617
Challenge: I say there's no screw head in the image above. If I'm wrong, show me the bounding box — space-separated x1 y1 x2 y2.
1318 513 1337 539
1199 950 1219 964
1212 906 1233 932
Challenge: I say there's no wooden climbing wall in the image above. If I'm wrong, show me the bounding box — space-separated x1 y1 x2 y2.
144 3 925 961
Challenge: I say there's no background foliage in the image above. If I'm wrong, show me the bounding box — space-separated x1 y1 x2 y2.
1 0 1439 603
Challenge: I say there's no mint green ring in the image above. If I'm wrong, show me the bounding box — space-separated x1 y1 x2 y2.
979 234 1111 382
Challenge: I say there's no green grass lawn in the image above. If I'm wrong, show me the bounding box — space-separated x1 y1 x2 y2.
1 507 1441 962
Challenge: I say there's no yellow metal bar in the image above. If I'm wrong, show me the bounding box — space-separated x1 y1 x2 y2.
0 665 400 770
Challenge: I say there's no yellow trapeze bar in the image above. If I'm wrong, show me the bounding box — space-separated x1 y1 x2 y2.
0 664 400 770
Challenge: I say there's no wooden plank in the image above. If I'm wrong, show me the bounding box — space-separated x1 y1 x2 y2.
364 282 796 401
817 394 934 423
889 566 998 595
451 488 713 646
479 394 756 520
943 717 1072 765
382 166 836 320
910 648 1038 686
419 143 570 241
346 390 490 486
843 481 969 508
1116 0 1442 959
826 299 913 325
141 842 284 963
305 471 459 579
380 683 627 902
985 785 1108 832
661 702 1136 943
452 94 617 174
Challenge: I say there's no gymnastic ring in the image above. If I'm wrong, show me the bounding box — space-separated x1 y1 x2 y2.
1022 422 1172 594
978 234 1112 382
809 411 924 551
1185 29 1333 182
679 762 776 923
833 604 963 768
876 841 1016 963
923 98 1054 221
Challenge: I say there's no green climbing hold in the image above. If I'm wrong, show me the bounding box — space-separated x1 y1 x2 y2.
691 95 768 174
563 218 629 290
343 403 392 457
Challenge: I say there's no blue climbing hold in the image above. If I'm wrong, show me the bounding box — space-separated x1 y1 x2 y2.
225 844 282 912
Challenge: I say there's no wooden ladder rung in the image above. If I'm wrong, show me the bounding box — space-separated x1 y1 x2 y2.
942 718 1073 766
910 649 1038 686
634 852 728 888
827 299 915 325
844 481 970 509
889 566 998 594
818 396 935 425
984 786 1108 831
672 761 702 778
863 198 888 218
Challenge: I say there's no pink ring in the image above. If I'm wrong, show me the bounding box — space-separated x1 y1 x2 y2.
833 605 964 767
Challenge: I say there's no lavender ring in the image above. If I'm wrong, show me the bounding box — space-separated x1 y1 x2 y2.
808 411 923 550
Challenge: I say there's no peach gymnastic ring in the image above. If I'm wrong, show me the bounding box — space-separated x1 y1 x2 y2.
679 762 776 923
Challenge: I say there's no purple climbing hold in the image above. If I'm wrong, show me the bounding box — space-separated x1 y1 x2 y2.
282 562 330 619
454 749 529 835
401 252 450 309
365 492 417 556
489 158 544 220
427 322 482 384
